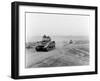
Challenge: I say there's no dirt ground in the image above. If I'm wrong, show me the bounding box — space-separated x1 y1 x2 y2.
25 39 89 68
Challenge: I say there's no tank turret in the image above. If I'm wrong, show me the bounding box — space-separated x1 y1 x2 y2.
35 35 55 51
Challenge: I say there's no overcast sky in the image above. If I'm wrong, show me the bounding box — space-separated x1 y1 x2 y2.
26 12 89 40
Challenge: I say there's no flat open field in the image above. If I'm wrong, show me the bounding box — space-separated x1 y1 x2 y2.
25 36 89 68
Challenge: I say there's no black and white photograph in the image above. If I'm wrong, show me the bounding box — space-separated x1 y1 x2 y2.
25 12 90 68
11 1 97 79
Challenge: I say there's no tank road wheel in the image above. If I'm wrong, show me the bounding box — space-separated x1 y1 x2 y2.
35 46 40 51
46 47 50 51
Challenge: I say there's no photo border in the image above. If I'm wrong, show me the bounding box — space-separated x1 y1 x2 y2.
11 1 98 79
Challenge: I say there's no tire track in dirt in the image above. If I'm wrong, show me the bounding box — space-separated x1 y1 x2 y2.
26 43 89 68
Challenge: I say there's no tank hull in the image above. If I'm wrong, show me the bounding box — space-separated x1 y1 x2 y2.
35 41 55 51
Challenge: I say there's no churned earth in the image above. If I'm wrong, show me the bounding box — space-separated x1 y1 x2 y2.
25 38 89 68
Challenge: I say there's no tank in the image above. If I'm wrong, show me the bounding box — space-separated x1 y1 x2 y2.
35 35 55 51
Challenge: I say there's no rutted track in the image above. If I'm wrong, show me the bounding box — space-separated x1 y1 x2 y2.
26 43 89 68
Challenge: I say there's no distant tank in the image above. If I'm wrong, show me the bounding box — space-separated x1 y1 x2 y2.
69 40 73 44
35 35 55 51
